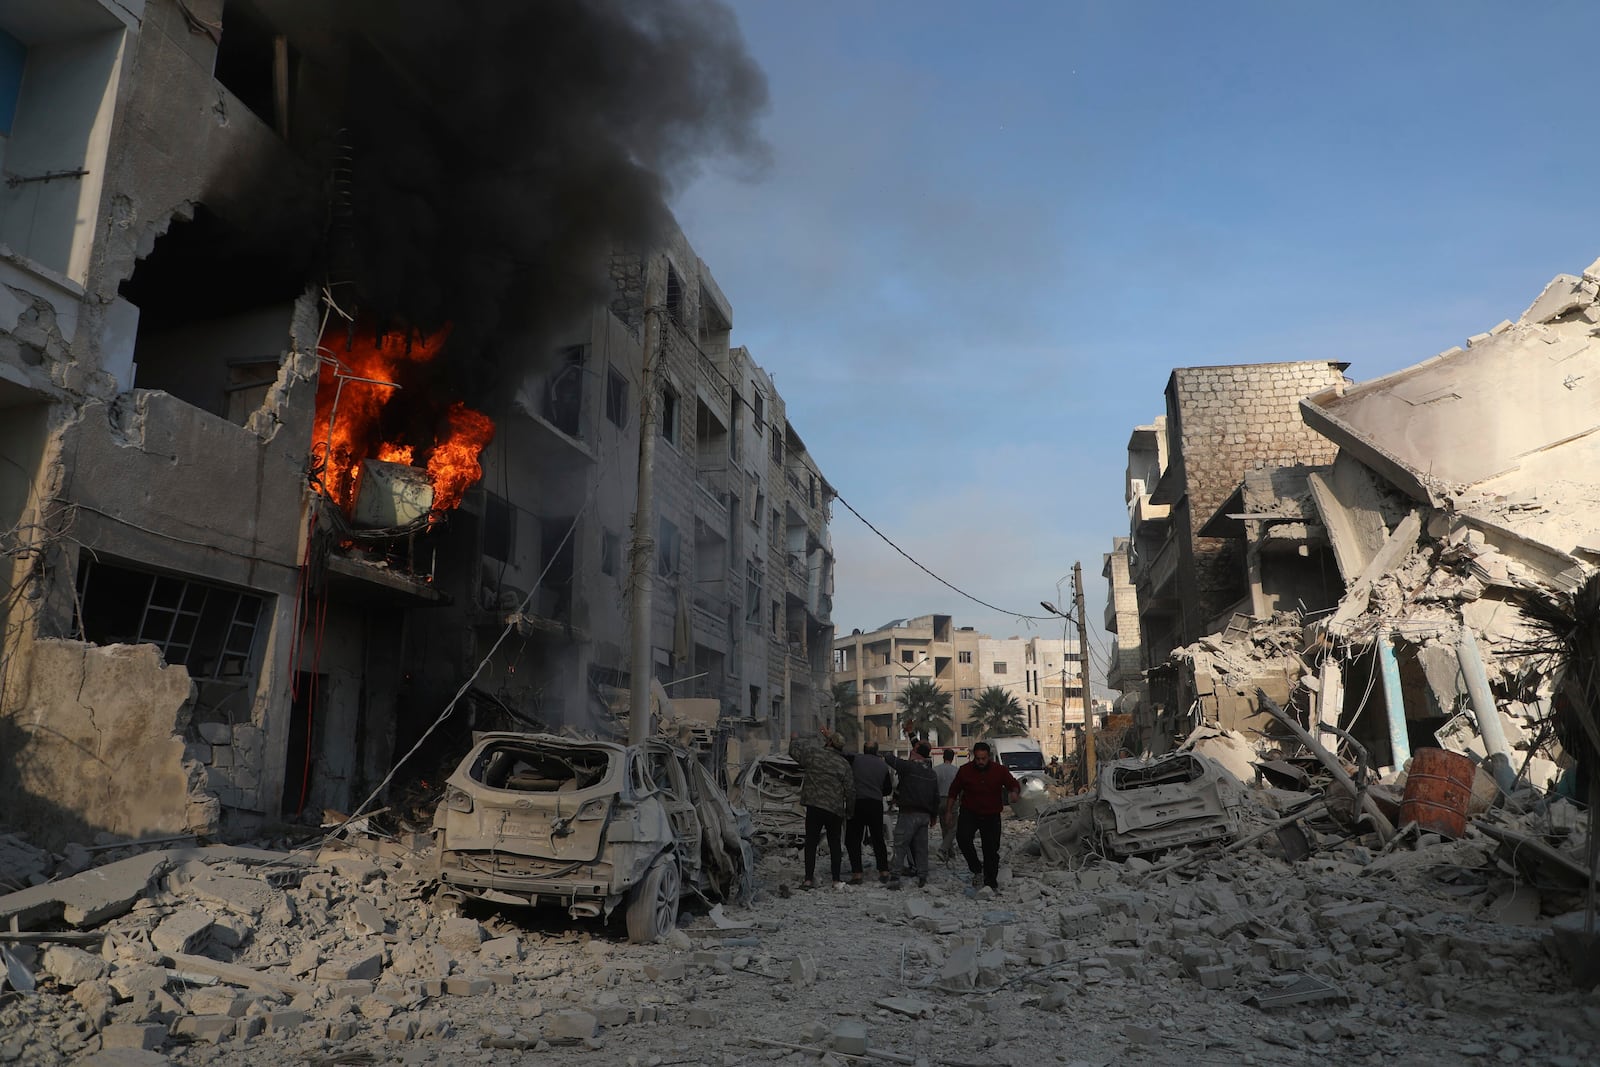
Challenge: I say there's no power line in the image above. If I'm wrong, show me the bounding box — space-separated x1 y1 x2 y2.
833 493 1056 622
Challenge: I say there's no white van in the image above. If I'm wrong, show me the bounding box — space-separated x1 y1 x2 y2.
985 736 1052 816
986 736 1046 776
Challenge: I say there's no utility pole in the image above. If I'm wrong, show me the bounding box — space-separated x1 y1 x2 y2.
628 258 664 745
1073 562 1096 789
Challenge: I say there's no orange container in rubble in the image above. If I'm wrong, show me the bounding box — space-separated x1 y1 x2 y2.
1399 748 1477 839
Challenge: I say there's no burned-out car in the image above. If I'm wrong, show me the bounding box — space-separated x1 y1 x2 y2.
728 755 806 848
1035 751 1244 862
434 733 753 942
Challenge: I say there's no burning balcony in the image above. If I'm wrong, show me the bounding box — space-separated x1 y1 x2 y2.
309 324 494 598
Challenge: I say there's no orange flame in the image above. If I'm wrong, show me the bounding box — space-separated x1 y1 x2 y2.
312 325 494 516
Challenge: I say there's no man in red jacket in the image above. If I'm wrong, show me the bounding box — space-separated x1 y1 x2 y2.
943 741 1020 892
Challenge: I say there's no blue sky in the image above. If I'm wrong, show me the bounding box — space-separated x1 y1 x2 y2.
672 1 1600 685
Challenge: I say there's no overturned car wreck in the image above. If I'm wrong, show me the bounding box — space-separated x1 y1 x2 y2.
434 733 753 942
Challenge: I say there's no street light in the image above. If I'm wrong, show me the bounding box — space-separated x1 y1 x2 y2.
1039 602 1072 768
891 652 928 754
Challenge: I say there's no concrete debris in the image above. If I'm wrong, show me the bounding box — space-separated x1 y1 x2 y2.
0 807 1592 1067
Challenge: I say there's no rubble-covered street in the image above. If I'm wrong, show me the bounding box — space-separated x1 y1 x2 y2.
3 785 1597 1067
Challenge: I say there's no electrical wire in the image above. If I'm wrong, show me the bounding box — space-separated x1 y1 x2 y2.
832 493 1057 622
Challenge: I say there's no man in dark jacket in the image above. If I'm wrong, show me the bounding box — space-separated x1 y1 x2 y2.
841 741 892 884
944 741 1020 892
880 728 941 888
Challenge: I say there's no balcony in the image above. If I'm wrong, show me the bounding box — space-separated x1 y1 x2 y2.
786 554 807 582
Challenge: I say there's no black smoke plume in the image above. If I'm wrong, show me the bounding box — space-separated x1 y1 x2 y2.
225 0 769 396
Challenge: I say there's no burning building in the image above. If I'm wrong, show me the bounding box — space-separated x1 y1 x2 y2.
0 0 827 850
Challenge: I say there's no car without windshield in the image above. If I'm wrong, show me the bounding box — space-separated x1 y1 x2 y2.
434 732 752 942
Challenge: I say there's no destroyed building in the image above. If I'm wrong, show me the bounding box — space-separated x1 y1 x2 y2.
1106 263 1600 790
0 0 829 853
1111 362 1347 748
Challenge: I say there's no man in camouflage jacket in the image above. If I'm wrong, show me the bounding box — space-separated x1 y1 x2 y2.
788 730 855 887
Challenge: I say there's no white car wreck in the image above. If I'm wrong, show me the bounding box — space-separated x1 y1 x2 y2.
434 733 753 942
1036 750 1244 862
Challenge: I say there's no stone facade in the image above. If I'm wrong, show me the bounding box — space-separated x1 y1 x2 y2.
1154 361 1346 645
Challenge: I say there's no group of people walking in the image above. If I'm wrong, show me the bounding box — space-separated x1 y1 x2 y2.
787 724 1020 892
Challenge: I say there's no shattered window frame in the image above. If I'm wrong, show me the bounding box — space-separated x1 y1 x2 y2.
73 558 267 689
604 364 629 427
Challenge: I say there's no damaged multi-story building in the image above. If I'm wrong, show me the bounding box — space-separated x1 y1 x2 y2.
0 0 824 851
830 616 1081 755
1108 264 1600 791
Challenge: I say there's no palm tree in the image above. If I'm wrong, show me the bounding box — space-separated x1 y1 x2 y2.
897 678 953 741
828 681 861 747
968 686 1027 738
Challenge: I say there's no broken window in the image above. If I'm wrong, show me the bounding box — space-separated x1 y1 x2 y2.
661 383 680 445
471 741 611 792
482 493 513 563
601 529 619 577
74 559 266 717
657 517 680 577
901 649 916 663
665 263 685 325
543 345 585 437
752 389 765 434
770 432 782 463
214 1 299 137
605 365 628 427
745 559 762 621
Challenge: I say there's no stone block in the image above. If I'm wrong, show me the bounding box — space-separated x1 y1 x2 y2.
1181 947 1220 976
791 954 817 986
445 976 494 996
480 935 519 962
317 951 383 982
644 960 686 983
832 1021 868 1056
325 980 376 999
1057 904 1101 937
100 1023 165 1051
43 945 107 986
152 909 214 956
169 1015 236 1044
352 900 387 935
183 988 242 1017
593 1005 630 1027
437 917 485 953
545 1011 597 1041
684 1007 716 1027
1196 964 1233 989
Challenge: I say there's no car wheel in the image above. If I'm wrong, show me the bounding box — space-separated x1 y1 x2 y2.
625 853 681 943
